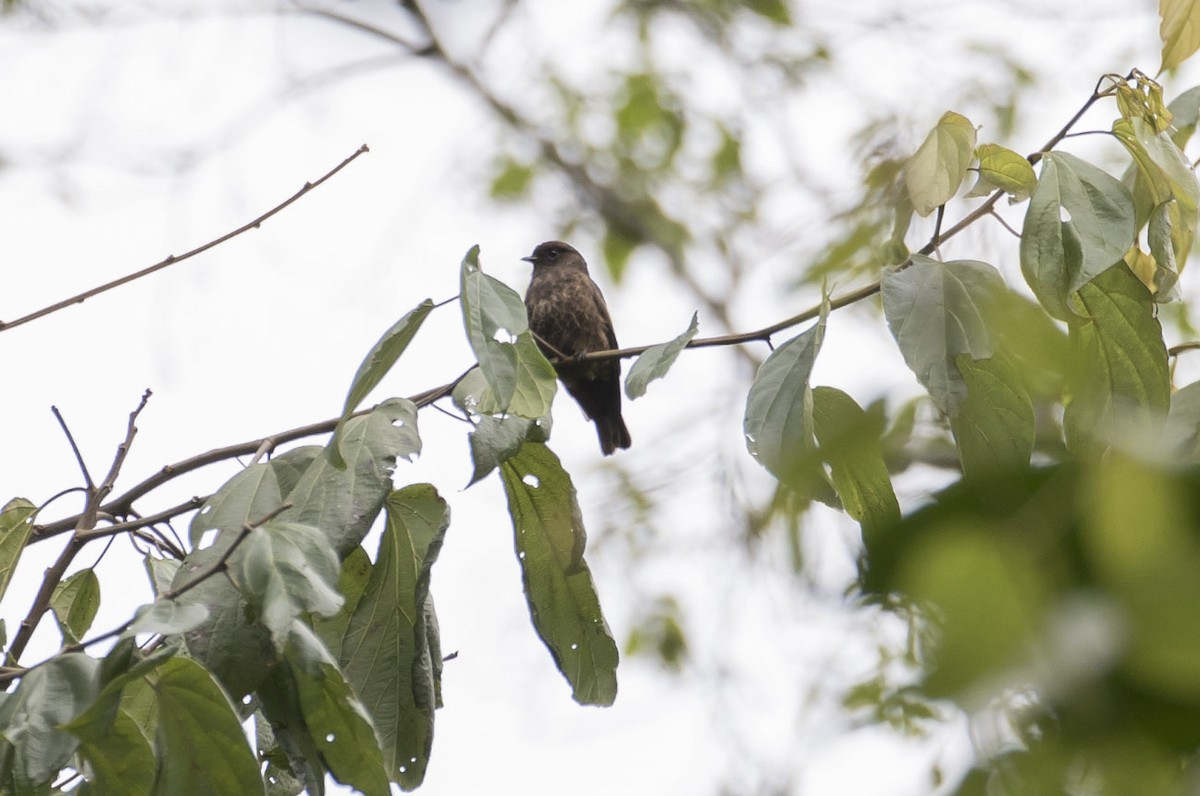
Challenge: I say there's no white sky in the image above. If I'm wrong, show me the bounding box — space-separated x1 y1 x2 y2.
1 2 1197 794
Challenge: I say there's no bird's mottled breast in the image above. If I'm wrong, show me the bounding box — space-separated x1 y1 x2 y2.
526 267 614 354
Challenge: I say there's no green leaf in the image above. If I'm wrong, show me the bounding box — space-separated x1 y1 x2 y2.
0 653 98 786
467 414 537 486
1113 116 1199 294
50 569 100 645
1064 264 1170 455
339 484 448 789
905 111 977 216
499 443 619 706
287 398 420 558
625 312 699 399
967 143 1036 200
489 157 535 199
1019 151 1137 319
1160 0 1200 71
743 305 828 489
745 0 791 25
810 388 900 540
149 657 265 795
312 546 373 661
285 634 390 796
881 255 1005 414
507 333 558 418
0 498 36 608
64 648 174 796
1167 85 1200 147
602 227 638 283
239 520 342 645
951 354 1035 478
330 299 434 468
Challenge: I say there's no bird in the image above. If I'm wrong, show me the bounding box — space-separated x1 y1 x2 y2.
522 241 632 455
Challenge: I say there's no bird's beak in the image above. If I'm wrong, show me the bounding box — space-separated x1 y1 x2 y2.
520 255 535 263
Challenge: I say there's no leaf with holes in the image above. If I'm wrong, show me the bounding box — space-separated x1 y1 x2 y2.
500 443 618 706
338 484 448 789
150 657 265 795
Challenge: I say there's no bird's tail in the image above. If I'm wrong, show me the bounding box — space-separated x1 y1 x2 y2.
595 413 632 456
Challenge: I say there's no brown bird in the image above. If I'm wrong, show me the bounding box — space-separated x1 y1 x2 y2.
522 241 632 455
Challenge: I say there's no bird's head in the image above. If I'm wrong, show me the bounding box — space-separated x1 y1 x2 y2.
521 241 584 268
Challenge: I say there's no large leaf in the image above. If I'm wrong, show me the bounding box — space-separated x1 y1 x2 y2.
338 484 448 790
330 299 435 468
499 443 619 706
743 305 828 490
149 657 264 795
1160 0 1200 71
906 111 977 216
0 498 36 609
951 353 1035 478
881 255 1004 414
188 462 284 550
1020 151 1137 319
810 387 900 540
625 312 699 399
286 629 390 796
239 520 343 645
176 464 286 696
50 569 100 645
312 546 372 661
460 245 525 411
1064 264 1170 455
286 398 420 558
64 647 175 796
0 653 98 786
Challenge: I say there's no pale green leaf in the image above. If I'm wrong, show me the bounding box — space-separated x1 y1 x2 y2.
1160 0 1200 71
881 255 1005 414
124 601 209 637
1020 151 1137 319
0 653 99 786
743 305 828 487
906 111 977 216
239 520 342 645
499 443 619 706
625 312 699 399
460 245 529 411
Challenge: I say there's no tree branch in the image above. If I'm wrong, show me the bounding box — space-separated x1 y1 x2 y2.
0 144 369 334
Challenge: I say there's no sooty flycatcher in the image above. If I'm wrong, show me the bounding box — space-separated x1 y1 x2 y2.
522 241 632 455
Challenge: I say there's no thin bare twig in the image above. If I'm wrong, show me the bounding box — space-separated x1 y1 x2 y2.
50 407 95 491
0 145 370 334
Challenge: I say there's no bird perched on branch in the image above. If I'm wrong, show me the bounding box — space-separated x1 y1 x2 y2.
522 241 632 455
